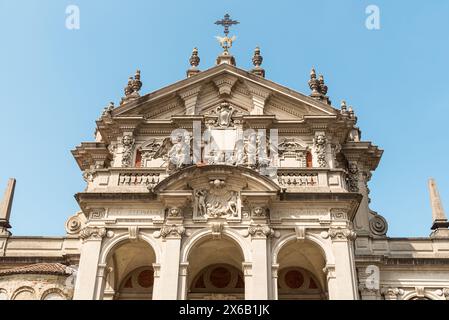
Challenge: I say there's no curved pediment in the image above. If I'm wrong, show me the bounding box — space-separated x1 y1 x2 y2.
153 165 279 221
152 165 280 193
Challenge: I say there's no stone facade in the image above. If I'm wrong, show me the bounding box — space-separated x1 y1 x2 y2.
1 42 449 300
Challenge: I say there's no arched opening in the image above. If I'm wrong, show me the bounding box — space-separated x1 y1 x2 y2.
277 240 327 300
187 237 245 300
135 150 142 167
41 289 66 300
306 151 313 168
12 287 35 300
103 240 156 300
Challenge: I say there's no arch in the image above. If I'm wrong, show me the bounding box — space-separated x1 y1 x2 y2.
99 232 162 265
181 227 252 263
116 266 154 300
189 263 244 299
41 288 67 300
97 233 160 300
272 232 334 265
277 266 326 300
401 290 441 301
153 164 281 193
12 286 35 300
0 288 8 300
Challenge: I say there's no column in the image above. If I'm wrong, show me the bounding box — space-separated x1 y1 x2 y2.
152 263 161 300
73 227 106 300
250 237 269 299
271 264 279 300
154 209 184 300
242 262 253 300
178 262 189 300
158 236 182 299
325 226 358 300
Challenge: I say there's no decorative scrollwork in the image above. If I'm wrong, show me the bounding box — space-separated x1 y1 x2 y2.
323 226 357 241
65 212 86 235
79 227 106 240
154 224 185 239
369 214 388 236
246 224 273 238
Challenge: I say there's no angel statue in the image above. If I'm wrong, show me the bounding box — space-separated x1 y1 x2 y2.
153 133 192 173
215 35 236 52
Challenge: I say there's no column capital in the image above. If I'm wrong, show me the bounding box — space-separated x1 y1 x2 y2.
79 226 106 241
381 287 404 300
179 262 189 276
154 224 185 240
322 226 357 241
245 224 274 239
152 263 161 278
242 262 253 276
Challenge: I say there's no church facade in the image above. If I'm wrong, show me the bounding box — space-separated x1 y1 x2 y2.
1 19 449 300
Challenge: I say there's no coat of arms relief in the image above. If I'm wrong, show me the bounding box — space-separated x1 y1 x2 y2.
189 176 245 221
193 179 241 220
132 101 279 178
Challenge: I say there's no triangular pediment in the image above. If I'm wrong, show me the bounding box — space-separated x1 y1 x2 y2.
112 63 338 120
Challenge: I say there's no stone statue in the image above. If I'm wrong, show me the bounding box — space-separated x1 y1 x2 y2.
121 134 135 167
314 133 327 168
196 190 207 216
153 133 191 172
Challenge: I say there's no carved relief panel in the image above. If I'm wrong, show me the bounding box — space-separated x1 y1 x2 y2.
193 179 241 220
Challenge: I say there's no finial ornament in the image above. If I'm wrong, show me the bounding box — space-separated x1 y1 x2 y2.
189 48 200 67
215 14 239 66
348 106 355 118
308 67 331 105
341 100 348 114
101 101 115 117
251 47 265 77
215 13 239 37
252 47 263 66
319 74 328 95
187 47 201 78
121 69 143 105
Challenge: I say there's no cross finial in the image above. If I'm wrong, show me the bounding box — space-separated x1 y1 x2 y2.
215 13 239 36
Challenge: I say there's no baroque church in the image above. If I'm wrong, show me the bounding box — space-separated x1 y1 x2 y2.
1 15 449 300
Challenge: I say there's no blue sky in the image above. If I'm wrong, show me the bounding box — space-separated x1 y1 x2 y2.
0 0 448 237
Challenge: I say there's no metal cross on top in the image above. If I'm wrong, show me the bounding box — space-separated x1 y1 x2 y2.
215 14 239 36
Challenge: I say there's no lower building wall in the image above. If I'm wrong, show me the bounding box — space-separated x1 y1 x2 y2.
0 274 74 300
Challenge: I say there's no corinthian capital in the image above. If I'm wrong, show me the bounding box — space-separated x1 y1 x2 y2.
323 226 357 241
154 224 185 239
79 227 106 240
381 287 404 300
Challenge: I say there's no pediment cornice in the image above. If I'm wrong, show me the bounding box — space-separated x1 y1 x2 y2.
111 63 338 119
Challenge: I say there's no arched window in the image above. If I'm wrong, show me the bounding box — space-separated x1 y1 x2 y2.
278 267 326 300
117 266 154 300
0 289 8 300
12 287 35 300
135 149 142 167
306 151 313 168
189 264 244 300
